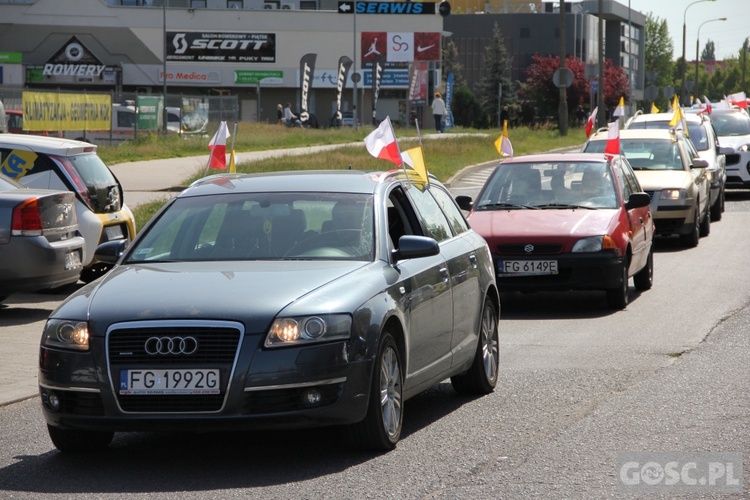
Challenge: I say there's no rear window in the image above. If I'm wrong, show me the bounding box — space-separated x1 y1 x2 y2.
628 120 708 150
712 113 750 137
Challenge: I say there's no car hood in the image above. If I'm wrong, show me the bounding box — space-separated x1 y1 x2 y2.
469 208 619 242
57 260 369 332
633 170 694 190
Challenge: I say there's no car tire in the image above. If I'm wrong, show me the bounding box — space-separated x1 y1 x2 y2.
679 206 700 248
606 262 629 310
47 425 113 453
710 187 724 221
633 248 653 291
451 298 499 395
699 202 711 237
345 332 403 451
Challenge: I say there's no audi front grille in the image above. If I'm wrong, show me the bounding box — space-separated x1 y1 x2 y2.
106 320 244 414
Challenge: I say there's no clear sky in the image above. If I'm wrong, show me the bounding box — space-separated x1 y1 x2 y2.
622 0 747 61
571 0 750 61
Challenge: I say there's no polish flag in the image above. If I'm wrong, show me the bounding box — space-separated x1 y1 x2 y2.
727 92 748 110
703 96 713 115
364 116 402 167
585 107 598 138
207 121 230 170
603 120 620 156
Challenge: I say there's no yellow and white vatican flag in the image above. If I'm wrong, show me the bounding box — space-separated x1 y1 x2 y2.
651 102 660 114
494 120 513 157
613 97 626 117
400 146 429 184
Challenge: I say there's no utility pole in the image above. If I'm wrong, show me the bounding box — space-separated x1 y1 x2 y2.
558 0 568 136
597 0 605 127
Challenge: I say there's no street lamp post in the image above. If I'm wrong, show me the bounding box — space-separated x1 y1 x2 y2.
681 0 716 106
695 17 727 101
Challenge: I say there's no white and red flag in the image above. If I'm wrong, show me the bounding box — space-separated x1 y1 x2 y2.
727 92 748 110
703 96 713 115
364 116 402 167
585 106 598 138
603 120 620 156
207 121 230 170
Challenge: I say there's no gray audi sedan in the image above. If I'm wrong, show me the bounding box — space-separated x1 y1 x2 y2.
39 169 499 453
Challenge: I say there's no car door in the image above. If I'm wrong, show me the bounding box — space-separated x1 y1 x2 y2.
681 137 710 217
424 184 484 368
618 158 653 273
387 185 453 389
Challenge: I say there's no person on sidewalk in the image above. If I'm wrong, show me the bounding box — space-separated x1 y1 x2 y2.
431 92 447 133
277 104 284 125
283 103 300 127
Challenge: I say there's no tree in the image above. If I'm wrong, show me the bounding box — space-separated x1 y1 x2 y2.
701 40 716 61
644 13 675 110
477 22 513 128
452 86 483 128
441 39 466 90
521 54 627 125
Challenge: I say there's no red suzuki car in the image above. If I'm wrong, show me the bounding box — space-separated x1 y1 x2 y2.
456 153 655 309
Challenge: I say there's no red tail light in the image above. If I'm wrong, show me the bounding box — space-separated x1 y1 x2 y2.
11 198 43 235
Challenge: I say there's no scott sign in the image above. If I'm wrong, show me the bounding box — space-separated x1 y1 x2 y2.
167 32 276 63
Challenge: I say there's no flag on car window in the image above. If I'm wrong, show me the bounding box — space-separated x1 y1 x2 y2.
669 106 685 128
207 121 230 170
651 102 659 114
364 116 402 167
401 146 429 184
613 97 626 117
603 121 620 156
585 107 598 138
494 120 513 157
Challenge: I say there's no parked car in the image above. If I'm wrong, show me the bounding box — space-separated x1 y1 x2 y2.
39 169 500 453
456 153 653 309
0 134 136 282
0 174 85 302
625 111 727 220
706 108 750 189
584 128 711 247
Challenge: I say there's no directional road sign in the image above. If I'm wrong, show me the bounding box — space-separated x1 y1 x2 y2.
338 1 436 14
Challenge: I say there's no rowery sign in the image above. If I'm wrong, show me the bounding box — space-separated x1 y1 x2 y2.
167 32 276 63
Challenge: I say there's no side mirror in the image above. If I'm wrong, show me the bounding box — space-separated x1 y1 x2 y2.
691 158 709 169
392 235 440 262
718 146 735 155
455 195 473 211
625 192 651 210
93 239 129 265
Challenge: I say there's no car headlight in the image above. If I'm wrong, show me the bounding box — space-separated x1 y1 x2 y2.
738 144 750 152
265 314 352 347
659 189 688 201
42 319 90 351
572 235 617 253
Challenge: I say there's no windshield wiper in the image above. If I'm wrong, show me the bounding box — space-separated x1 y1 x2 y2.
478 202 540 210
536 203 597 210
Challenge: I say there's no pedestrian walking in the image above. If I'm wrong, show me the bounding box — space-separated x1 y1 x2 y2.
431 92 447 133
277 104 284 125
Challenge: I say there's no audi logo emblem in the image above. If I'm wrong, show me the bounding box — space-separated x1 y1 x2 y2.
144 336 199 355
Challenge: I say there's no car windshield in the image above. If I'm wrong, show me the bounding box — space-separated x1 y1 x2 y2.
127 192 375 262
711 112 750 137
628 121 708 151
475 161 618 210
585 139 685 171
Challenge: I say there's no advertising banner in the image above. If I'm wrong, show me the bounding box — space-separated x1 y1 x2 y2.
136 95 163 131
372 53 386 121
299 53 317 123
407 61 428 104
361 32 440 66
335 56 353 122
22 91 111 131
167 32 276 63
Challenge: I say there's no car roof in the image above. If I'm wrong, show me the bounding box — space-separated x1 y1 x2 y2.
629 112 703 124
0 133 98 155
498 152 610 164
589 128 681 141
182 169 433 197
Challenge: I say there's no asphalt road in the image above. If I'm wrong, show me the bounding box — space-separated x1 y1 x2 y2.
1 180 749 498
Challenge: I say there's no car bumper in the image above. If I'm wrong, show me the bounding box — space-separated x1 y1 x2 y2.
724 152 750 188
39 337 374 433
0 236 84 294
492 251 624 292
650 204 695 236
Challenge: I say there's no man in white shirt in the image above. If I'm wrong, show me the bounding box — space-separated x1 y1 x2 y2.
431 92 447 133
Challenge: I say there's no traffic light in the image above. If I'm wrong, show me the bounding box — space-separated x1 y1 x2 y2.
438 1 450 17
